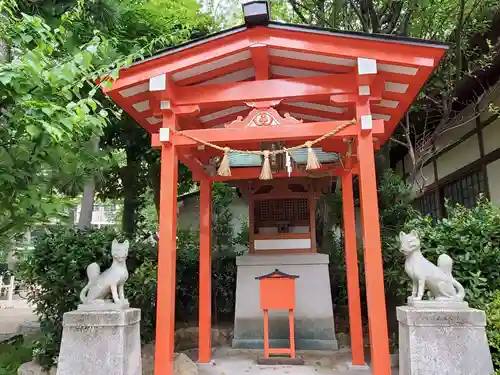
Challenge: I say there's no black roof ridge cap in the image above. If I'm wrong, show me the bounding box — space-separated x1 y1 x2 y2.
268 21 449 49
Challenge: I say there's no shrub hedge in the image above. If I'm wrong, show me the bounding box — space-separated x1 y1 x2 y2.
19 226 240 368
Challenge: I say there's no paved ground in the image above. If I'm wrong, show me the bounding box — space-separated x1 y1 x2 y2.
198 347 397 375
0 298 39 341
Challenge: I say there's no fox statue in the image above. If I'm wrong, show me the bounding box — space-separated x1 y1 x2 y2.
80 239 130 306
399 230 465 302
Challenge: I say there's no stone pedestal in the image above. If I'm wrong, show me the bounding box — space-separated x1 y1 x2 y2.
232 254 338 350
57 308 141 375
397 306 494 375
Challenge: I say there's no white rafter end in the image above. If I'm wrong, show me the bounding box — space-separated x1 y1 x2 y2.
150 74 166 91
160 100 171 109
358 57 377 75
159 128 170 142
359 85 370 96
361 114 373 130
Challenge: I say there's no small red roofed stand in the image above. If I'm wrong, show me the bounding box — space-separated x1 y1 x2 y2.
256 269 304 365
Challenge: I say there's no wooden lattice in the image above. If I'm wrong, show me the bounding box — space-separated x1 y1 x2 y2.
255 198 309 223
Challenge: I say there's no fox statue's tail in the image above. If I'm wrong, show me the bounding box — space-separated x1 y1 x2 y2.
438 254 466 300
79 263 101 304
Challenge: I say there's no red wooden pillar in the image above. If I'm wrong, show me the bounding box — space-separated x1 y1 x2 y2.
356 101 391 375
198 178 212 363
341 171 365 366
155 118 179 375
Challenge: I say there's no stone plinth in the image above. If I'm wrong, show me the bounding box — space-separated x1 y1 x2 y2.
232 254 338 350
397 306 494 375
57 308 141 375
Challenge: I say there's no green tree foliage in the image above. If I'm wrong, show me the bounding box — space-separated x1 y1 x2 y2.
1 0 211 241
486 291 500 372
0 1 122 245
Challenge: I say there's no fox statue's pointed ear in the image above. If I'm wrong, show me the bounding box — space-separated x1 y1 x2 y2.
410 229 418 238
123 240 130 248
399 231 406 240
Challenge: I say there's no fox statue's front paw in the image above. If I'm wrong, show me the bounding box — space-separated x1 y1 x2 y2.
408 295 422 302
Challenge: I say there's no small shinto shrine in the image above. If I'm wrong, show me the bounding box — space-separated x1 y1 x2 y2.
101 2 447 374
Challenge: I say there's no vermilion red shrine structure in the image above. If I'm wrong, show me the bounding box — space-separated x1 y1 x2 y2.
102 2 447 375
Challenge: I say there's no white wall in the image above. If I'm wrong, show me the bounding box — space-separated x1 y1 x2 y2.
177 193 249 251
483 117 500 154
436 135 481 179
487 159 500 206
399 80 500 207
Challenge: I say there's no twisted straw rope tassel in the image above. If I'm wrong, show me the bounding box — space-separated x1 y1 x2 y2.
305 141 321 170
260 150 273 180
217 147 231 176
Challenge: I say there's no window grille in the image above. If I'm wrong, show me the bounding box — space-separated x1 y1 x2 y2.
442 169 485 209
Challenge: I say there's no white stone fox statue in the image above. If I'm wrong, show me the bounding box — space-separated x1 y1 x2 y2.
399 230 465 302
80 239 130 306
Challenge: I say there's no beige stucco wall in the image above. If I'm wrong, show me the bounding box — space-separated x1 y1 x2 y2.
411 163 436 193
487 159 500 206
177 193 249 252
482 117 500 154
436 135 481 179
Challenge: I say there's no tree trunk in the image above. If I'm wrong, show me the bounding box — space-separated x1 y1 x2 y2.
0 39 11 63
77 135 99 230
122 148 141 237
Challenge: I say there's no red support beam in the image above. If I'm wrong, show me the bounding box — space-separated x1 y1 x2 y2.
341 171 365 367
178 153 207 180
155 141 179 375
168 74 356 107
170 120 384 148
250 44 269 80
357 128 391 375
198 178 212 363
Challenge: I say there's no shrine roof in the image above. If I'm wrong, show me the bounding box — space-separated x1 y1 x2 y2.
135 22 447 67
103 1 448 149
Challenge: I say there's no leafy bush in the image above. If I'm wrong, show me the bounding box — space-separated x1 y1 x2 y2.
486 291 500 372
394 197 500 307
0 336 35 375
19 227 154 368
20 185 243 368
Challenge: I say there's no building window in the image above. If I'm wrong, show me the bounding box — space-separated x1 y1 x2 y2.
442 169 485 209
417 190 439 220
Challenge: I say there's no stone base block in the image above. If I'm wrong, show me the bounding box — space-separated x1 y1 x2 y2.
397 306 494 375
232 254 338 351
347 363 370 371
56 308 141 375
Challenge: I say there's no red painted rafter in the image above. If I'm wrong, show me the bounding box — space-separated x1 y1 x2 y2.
105 27 443 96
176 59 253 86
201 108 251 128
165 74 356 107
269 55 353 74
250 44 269 80
152 119 383 148
106 35 251 93
278 103 348 121
256 29 439 68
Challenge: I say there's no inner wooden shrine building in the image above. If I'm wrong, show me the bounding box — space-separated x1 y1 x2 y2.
101 2 447 374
